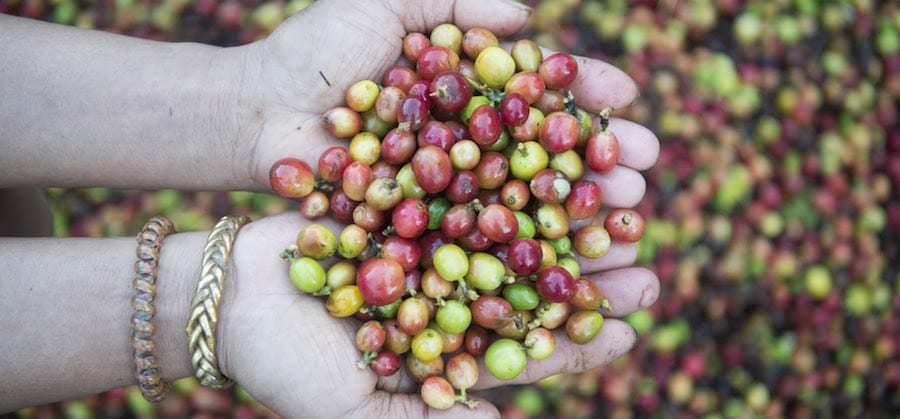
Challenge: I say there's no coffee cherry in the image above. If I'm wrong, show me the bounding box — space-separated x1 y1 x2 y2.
330 188 358 222
299 191 330 219
411 145 453 194
570 278 606 311
270 157 315 198
382 64 419 93
402 32 431 63
352 202 387 233
565 310 604 344
364 177 403 211
464 325 490 357
604 208 647 242
380 128 417 165
503 282 541 311
505 71 546 104
381 236 421 272
534 202 570 240
536 266 576 303
510 39 543 72
436 299 472 334
572 225 611 258
449 139 482 170
539 111 580 154
475 46 516 89
383 319 411 354
370 351 401 377
468 104 503 147
441 203 477 239
355 320 386 353
391 198 429 239
549 149 585 181
407 354 444 383
539 52 579 90
322 106 362 139
417 46 460 80
471 295 514 330
289 257 326 294
484 338 527 380
357 258 405 306
464 252 506 291
429 71 473 113
338 224 368 259
317 146 352 183
462 27 499 60
445 171 480 204
433 243 469 281
585 129 620 173
500 179 531 211
325 285 364 318
565 180 602 220
524 327 555 360
473 151 510 189
477 204 519 243
509 141 550 181
507 238 543 276
411 328 444 362
509 107 545 142
533 301 572 330
417 120 456 152
430 23 463 55
529 168 571 204
342 161 374 202
345 80 379 112
396 163 427 199
296 224 337 260
397 297 430 336
421 376 455 410
397 97 430 132
534 90 567 115
500 93 530 126
374 86 406 124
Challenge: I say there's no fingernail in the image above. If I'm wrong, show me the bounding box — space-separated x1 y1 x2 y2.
639 285 658 309
500 0 533 14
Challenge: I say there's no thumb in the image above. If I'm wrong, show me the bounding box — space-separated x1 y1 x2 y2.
383 0 532 36
350 391 500 419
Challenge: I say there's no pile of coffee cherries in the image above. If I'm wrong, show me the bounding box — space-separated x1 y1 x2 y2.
268 23 646 410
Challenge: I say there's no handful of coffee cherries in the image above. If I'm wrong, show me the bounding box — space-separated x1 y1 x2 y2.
268 23 646 410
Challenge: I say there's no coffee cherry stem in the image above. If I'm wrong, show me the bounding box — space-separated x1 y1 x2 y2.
456 280 480 303
314 179 334 192
312 285 333 297
455 389 479 409
599 107 612 131
463 76 505 105
356 350 378 369
280 245 300 261
563 90 578 115
600 298 612 312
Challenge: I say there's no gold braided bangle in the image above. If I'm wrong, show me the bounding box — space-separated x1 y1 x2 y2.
185 215 251 388
132 216 176 402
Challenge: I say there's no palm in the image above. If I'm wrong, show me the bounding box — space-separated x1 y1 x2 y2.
245 1 409 188
224 215 380 416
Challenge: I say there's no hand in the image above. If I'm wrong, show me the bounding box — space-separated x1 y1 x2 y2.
228 0 656 203
219 209 659 418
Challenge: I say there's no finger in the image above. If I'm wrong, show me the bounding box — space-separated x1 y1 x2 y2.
574 241 637 274
472 319 637 389
567 55 639 111
607 117 660 171
349 390 500 418
387 0 532 36
583 166 646 209
591 267 660 317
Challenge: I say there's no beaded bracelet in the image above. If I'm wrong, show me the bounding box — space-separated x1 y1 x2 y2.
185 215 252 388
132 216 176 402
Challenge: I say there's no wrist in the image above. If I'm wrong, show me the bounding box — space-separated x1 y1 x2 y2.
155 231 209 382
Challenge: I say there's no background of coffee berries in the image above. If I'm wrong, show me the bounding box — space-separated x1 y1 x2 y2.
3 0 898 417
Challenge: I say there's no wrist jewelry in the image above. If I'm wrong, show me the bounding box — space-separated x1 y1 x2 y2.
132 216 176 402
185 215 251 388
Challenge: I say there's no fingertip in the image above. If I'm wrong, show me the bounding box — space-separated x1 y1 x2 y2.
607 118 660 171
452 0 532 36
584 166 646 209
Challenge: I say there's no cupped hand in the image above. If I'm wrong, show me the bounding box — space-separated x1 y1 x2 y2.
219 207 658 418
